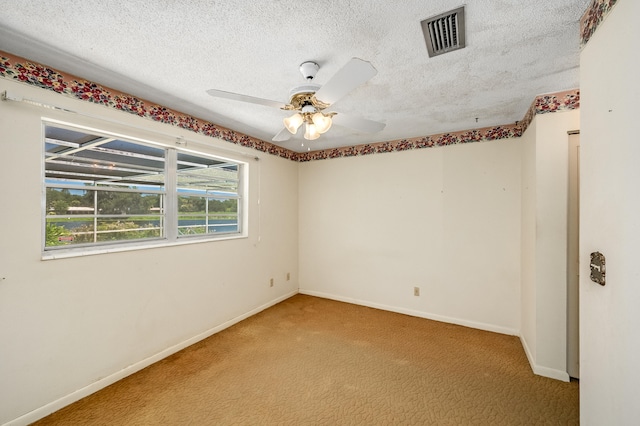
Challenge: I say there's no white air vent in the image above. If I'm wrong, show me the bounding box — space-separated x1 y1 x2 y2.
421 6 466 58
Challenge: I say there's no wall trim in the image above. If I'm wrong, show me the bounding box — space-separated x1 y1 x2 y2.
297 88 578 161
299 289 519 336
5 291 298 426
520 334 537 375
1 50 578 163
519 335 570 382
580 0 618 47
534 365 571 383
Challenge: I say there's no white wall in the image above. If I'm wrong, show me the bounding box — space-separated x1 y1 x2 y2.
299 139 522 335
520 117 537 367
534 111 579 374
580 1 640 423
0 78 299 425
519 109 580 381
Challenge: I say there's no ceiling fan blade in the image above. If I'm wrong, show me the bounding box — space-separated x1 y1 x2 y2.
332 113 386 133
206 89 287 109
272 127 292 142
314 58 378 105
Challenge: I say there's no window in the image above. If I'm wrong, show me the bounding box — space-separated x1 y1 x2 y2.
44 122 244 253
175 151 241 237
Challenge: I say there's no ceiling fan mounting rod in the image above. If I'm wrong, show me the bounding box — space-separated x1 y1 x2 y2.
299 61 319 81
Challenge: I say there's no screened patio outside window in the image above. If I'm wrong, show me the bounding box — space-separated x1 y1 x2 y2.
44 122 244 253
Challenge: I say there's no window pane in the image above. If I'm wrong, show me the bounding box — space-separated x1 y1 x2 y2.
45 217 94 247
45 188 94 247
46 187 94 215
208 197 238 234
96 191 162 215
45 188 164 247
93 218 163 242
44 124 167 249
176 151 241 239
45 127 166 190
45 215 164 246
176 152 239 194
178 196 238 236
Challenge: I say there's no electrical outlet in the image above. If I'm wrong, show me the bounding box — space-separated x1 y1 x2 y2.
414 286 420 296
270 278 274 287
286 272 290 281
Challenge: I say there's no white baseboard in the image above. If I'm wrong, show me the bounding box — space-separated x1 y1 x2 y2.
519 334 537 374
299 289 519 336
519 335 570 382
534 365 570 382
5 291 298 426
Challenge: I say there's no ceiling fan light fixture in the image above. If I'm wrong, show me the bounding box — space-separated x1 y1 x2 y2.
283 112 304 134
207 58 385 144
312 112 332 134
304 122 320 140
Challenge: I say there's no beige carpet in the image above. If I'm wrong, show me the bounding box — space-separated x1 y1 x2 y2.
34 294 578 425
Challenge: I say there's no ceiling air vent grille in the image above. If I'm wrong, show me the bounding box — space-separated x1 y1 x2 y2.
421 6 466 58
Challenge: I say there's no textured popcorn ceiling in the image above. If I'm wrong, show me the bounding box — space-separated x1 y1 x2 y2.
0 0 590 152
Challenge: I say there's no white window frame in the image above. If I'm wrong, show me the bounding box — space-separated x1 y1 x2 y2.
42 119 248 259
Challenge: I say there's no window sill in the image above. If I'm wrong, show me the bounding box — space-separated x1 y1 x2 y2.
41 233 247 260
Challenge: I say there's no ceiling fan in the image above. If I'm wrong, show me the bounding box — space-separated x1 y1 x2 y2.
206 58 385 143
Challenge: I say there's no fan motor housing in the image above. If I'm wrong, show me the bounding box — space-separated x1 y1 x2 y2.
286 84 329 110
289 84 321 98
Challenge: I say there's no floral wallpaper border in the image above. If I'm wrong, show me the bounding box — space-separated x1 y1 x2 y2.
580 0 618 47
0 51 298 161
298 89 579 162
1 50 579 163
